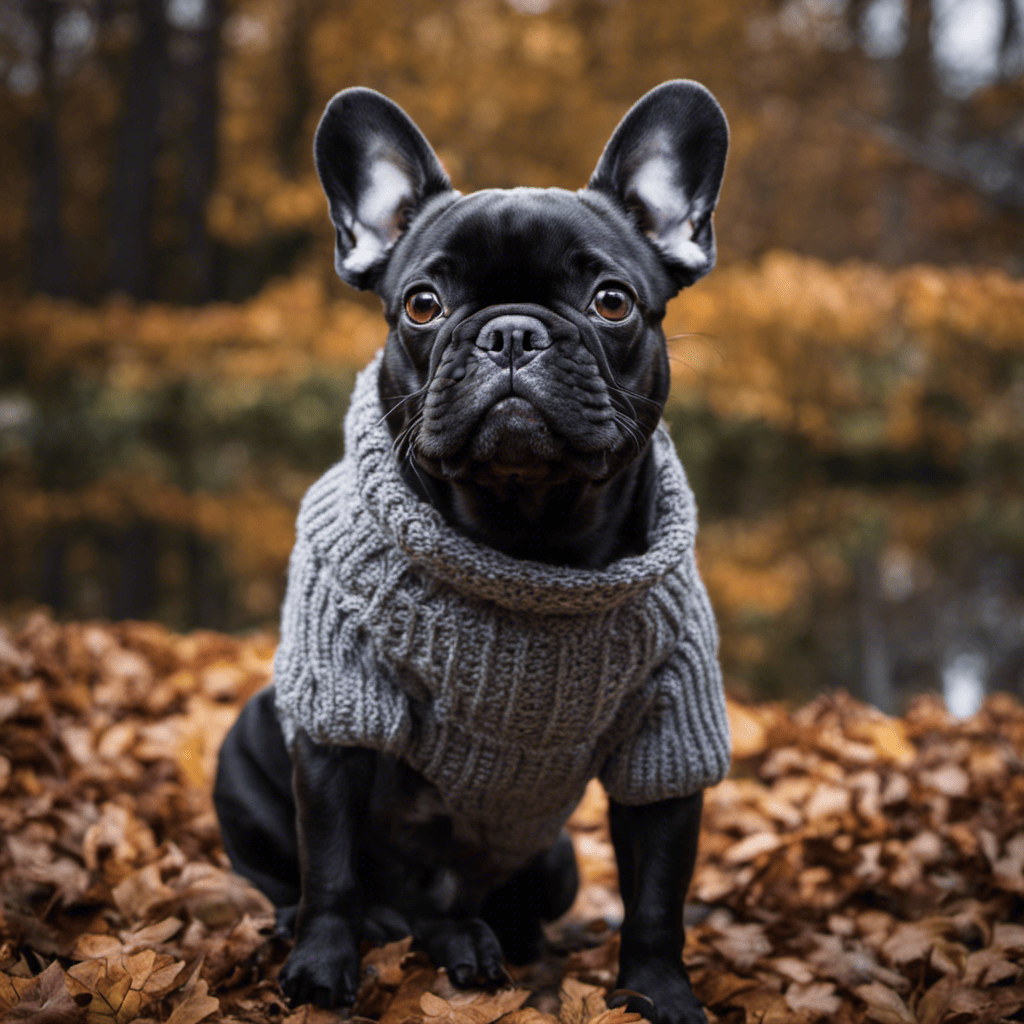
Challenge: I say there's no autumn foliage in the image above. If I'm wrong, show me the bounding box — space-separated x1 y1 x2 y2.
1 615 1022 1024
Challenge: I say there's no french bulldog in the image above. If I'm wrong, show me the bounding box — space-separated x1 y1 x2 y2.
214 80 729 1024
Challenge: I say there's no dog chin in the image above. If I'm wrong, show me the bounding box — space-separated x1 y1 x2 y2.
413 397 622 487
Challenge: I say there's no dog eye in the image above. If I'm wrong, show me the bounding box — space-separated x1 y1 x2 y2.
592 288 633 322
405 291 443 324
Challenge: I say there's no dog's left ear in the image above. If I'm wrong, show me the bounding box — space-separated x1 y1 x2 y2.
587 80 728 290
314 88 455 289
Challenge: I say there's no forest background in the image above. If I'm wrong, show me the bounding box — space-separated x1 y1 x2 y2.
2 0 1024 715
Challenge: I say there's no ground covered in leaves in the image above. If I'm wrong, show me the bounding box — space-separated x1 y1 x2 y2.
0 614 1022 1024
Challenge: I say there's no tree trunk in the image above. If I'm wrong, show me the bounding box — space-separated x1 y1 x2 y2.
109 0 169 298
278 0 313 178
180 0 224 303
29 0 70 296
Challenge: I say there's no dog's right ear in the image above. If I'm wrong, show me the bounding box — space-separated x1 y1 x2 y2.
314 88 454 289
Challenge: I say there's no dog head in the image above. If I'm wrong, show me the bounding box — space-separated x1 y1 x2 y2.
314 81 727 566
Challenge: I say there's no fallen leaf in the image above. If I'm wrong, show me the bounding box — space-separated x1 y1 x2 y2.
378 967 436 1024
3 960 86 1024
420 989 530 1024
498 1010 561 1024
728 987 791 1024
363 937 414 988
854 983 916 1024
559 978 607 1024
165 962 219 1024
784 981 842 1018
723 833 783 865
709 924 772 970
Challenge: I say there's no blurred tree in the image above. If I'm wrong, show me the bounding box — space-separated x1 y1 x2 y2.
2 0 1024 302
0 0 1022 707
27 0 69 296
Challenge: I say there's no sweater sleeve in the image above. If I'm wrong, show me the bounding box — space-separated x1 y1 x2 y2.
272 489 412 754
599 571 731 804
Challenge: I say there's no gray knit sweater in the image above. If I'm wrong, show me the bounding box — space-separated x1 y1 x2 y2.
274 354 730 862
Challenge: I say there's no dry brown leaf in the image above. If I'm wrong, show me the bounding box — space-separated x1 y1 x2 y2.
586 1007 644 1024
200 913 271 985
559 978 607 1024
165 964 220 1024
498 1010 562 1024
2 960 86 1024
121 917 185 952
282 1007 352 1024
854 983 916 1024
111 864 176 920
362 936 415 988
722 833 783 865
378 966 437 1024
420 990 508 1024
72 937 123 962
82 802 156 874
856 718 916 766
918 765 969 798
806 934 908 992
879 919 962 973
770 957 815 985
805 784 851 820
569 780 610 832
708 923 772 970
728 987 791 1024
65 959 141 1024
992 922 1024 951
726 700 768 759
424 987 530 1024
914 976 955 1024
0 971 37 1012
65 949 186 1024
694 971 759 1007
170 862 274 927
784 981 842 1019
992 833 1024 894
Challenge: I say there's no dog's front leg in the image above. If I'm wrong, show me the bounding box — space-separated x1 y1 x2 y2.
610 791 707 1024
278 732 375 1009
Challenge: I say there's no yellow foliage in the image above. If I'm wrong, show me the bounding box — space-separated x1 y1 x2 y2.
667 253 1024 458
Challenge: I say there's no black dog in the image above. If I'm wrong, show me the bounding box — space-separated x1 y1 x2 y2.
214 81 729 1024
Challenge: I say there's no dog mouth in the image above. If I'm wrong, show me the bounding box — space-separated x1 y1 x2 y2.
414 397 614 484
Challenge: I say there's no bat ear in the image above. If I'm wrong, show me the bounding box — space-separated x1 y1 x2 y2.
588 80 728 290
314 88 454 289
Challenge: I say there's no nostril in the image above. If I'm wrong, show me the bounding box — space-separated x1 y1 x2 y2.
491 329 504 353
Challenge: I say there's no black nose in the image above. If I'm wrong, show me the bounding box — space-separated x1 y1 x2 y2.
475 314 552 369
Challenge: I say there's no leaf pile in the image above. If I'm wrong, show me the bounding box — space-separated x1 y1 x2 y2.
1 613 1022 1024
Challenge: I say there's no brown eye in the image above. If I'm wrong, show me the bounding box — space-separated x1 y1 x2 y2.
592 287 633 321
405 291 443 324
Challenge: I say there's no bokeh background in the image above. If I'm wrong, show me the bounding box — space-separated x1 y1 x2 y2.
1 0 1023 715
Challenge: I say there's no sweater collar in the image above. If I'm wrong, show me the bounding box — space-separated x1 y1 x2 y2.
346 353 697 615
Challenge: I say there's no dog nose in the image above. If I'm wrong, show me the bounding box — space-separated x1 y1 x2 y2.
475 315 552 369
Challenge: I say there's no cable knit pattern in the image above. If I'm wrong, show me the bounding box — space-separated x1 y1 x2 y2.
274 353 731 862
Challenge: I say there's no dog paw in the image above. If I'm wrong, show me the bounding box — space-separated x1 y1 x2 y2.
613 960 707 1024
278 913 361 1008
418 918 509 988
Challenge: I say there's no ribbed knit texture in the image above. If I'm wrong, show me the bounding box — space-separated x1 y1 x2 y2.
274 353 731 863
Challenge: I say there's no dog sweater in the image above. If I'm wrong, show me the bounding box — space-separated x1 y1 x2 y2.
273 354 731 863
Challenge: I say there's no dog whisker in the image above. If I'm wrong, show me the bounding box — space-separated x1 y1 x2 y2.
611 410 645 455
607 382 662 413
376 385 429 427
